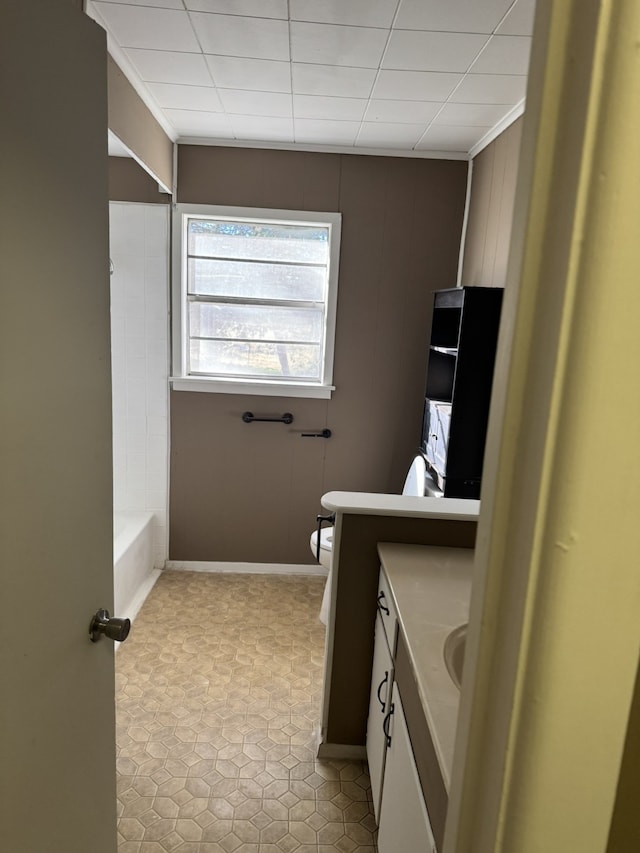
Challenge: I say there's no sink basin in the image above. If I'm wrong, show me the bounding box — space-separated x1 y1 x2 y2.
443 623 467 689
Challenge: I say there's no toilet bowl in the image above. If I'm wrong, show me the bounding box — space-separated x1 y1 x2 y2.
310 454 441 568
314 454 441 625
310 526 334 570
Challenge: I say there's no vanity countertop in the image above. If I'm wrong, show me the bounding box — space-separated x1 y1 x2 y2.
377 541 474 790
322 491 480 520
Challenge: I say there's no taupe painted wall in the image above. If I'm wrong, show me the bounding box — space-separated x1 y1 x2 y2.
108 156 170 204
461 118 523 289
170 146 468 562
107 55 173 192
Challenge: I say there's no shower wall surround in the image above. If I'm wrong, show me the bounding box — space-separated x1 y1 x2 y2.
109 202 170 568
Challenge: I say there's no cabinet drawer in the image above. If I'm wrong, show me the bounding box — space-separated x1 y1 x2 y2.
376 569 398 656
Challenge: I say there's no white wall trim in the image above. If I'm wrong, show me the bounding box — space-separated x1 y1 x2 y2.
468 100 526 160
164 560 329 577
456 159 474 288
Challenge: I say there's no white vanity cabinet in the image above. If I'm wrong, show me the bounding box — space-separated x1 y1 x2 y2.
366 570 398 819
377 683 437 853
369 544 474 853
366 610 394 820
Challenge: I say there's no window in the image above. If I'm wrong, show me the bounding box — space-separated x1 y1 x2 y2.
172 204 341 398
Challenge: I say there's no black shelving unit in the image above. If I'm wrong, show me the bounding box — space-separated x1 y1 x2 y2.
421 286 503 499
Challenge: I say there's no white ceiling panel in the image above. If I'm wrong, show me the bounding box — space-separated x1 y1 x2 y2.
450 73 527 104
92 0 537 156
356 122 426 149
98 0 183 8
205 56 291 93
372 70 463 102
93 3 200 52
146 83 223 112
417 124 493 152
292 64 377 98
185 0 288 18
364 99 441 124
293 95 367 122
395 0 514 34
469 35 532 75
290 0 399 28
163 109 234 138
290 22 389 68
229 115 294 141
218 89 292 118
125 49 213 86
383 30 489 73
294 119 361 145
435 102 512 127
190 12 290 61
497 0 537 36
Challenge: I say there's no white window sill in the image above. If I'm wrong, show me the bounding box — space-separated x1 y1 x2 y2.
170 376 335 399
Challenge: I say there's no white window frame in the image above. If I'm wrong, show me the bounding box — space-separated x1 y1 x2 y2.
171 203 341 398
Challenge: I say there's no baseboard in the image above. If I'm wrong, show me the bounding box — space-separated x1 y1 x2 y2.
164 560 329 577
317 742 368 761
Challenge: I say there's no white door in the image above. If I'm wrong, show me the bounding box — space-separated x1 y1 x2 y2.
0 3 117 852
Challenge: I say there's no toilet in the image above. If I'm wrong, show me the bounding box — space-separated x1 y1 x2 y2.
309 453 441 569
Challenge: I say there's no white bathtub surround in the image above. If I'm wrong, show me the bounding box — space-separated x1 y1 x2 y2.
113 511 161 624
165 560 329 576
110 202 170 571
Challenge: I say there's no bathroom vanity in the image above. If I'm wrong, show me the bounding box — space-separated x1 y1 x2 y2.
369 542 474 851
318 492 477 758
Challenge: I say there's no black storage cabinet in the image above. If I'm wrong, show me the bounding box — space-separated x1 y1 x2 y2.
422 286 503 499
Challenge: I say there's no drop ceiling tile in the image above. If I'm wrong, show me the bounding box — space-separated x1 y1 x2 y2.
356 122 426 149
364 99 441 124
450 73 527 104
147 82 223 112
469 35 532 75
293 95 366 122
218 89 292 117
205 56 291 93
124 49 213 86
290 22 388 68
228 115 294 142
294 119 360 145
417 124 492 152
290 0 398 28
383 30 489 73
395 0 514 34
372 70 463 102
164 109 234 138
98 0 184 7
93 3 200 52
435 102 512 126
190 12 290 61
185 0 288 18
292 64 376 98
496 0 537 36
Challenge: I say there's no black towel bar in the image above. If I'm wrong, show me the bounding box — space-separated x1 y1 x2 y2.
301 429 332 438
242 411 293 424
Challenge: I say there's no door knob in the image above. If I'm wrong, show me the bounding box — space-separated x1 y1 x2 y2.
89 609 130 643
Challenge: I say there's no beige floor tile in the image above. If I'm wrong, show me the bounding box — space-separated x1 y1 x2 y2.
116 571 377 852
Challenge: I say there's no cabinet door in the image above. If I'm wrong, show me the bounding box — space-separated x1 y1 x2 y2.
366 611 393 821
377 684 437 853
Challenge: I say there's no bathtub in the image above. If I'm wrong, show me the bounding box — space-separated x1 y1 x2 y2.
113 511 161 624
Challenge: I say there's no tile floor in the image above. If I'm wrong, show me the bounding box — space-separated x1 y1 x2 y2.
115 570 378 852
